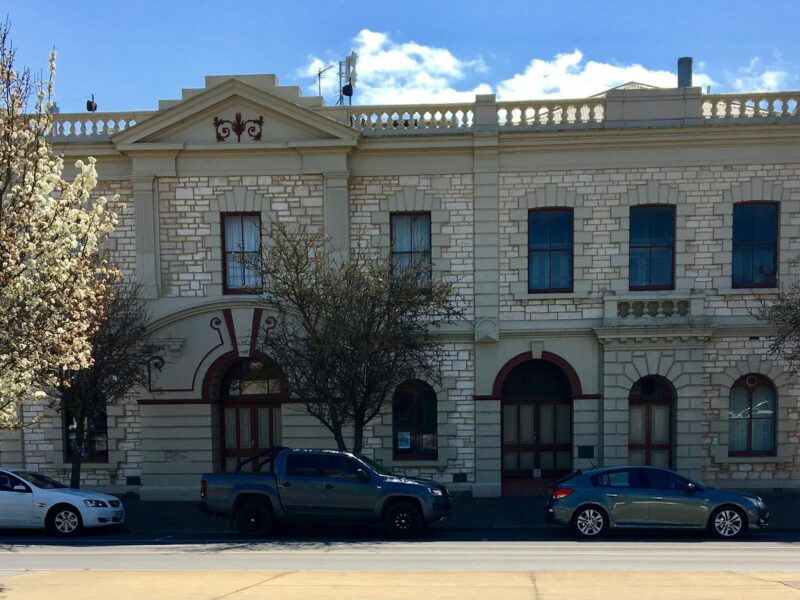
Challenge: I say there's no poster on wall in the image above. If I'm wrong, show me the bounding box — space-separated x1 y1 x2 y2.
397 432 411 450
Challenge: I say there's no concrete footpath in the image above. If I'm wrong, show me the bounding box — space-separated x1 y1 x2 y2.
3 570 800 599
120 490 800 535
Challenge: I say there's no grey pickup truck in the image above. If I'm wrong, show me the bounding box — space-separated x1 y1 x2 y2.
199 447 452 537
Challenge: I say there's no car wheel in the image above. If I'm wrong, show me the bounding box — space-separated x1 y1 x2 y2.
710 506 746 539
234 500 274 537
383 502 424 538
46 505 83 537
572 506 606 538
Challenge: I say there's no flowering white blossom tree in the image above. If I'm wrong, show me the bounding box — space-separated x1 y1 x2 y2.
0 24 118 429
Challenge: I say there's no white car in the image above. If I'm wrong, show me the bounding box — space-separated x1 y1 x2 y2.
0 467 125 536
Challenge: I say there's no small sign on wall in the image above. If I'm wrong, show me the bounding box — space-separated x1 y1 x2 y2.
397 432 411 450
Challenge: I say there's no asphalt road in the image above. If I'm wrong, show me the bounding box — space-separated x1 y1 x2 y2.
1 534 800 573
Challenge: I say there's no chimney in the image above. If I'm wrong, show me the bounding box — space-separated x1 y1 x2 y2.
677 57 693 88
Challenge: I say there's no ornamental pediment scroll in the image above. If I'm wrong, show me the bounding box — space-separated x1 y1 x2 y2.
213 112 264 142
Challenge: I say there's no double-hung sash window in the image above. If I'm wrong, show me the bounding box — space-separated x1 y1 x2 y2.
732 202 778 288
729 374 776 456
528 209 573 293
223 213 261 293
629 206 675 290
391 213 432 286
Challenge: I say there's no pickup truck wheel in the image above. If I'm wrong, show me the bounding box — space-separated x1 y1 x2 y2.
383 502 424 538
234 500 273 537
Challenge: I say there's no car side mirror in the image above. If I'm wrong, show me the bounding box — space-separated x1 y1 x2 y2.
13 485 28 493
356 468 370 482
686 482 697 494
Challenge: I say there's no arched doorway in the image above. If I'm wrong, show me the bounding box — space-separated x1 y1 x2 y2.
219 358 286 472
500 359 572 483
628 375 674 468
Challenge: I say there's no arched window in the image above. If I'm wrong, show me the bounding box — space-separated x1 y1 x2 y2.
729 374 776 456
392 380 438 460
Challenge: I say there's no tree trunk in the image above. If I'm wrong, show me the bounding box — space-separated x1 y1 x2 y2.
70 414 84 489
332 427 348 452
352 422 364 455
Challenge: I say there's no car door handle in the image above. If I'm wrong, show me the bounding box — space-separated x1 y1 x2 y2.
605 493 618 498
280 482 292 488
324 483 334 489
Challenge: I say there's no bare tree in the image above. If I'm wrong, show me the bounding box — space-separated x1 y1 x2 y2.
54 280 161 488
254 222 465 453
762 282 800 372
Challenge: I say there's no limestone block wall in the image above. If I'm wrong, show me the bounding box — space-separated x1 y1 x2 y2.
349 174 476 320
158 175 325 297
599 342 707 480
1 392 142 489
702 336 800 485
361 342 476 485
498 164 800 321
93 180 136 279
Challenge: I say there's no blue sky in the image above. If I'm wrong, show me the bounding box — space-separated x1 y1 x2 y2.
4 0 798 112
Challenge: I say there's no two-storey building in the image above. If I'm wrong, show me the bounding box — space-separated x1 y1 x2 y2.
1 70 798 499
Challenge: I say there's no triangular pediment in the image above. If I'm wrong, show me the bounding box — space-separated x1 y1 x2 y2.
113 77 360 148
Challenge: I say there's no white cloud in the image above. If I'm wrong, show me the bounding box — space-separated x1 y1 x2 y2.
300 29 490 104
301 31 793 105
496 50 714 99
726 57 791 93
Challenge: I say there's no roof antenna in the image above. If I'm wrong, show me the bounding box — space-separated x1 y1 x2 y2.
315 64 335 98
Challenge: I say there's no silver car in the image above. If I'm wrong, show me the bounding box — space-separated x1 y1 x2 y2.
545 466 768 538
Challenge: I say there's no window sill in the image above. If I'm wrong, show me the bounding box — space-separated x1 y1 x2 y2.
713 288 781 297
711 453 792 464
512 291 587 301
387 458 445 468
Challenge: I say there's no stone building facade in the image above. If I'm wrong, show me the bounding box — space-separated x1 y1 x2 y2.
1 73 798 498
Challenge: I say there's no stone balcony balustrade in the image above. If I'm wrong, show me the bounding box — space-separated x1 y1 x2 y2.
497 99 606 128
701 92 798 121
50 88 799 142
603 292 706 327
51 111 155 141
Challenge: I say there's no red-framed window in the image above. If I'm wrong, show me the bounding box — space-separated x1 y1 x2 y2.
222 213 261 294
629 205 675 290
729 374 776 456
63 407 109 464
732 202 778 288
392 380 438 461
528 208 573 293
390 212 431 288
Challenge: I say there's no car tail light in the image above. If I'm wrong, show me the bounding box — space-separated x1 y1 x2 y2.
200 479 207 499
552 487 574 500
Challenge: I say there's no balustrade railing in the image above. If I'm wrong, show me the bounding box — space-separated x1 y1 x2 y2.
343 104 474 132
52 112 155 139
701 93 798 120
604 294 705 324
49 90 800 144
497 99 605 128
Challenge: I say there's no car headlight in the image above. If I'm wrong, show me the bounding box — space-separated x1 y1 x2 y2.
750 496 765 509
83 499 108 508
428 487 443 496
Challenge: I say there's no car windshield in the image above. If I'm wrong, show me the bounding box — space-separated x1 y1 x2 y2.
357 455 393 476
14 471 67 489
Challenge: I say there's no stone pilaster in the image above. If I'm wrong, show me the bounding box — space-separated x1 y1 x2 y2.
324 174 350 259
132 176 160 298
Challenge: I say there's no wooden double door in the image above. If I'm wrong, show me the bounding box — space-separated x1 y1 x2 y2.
502 398 572 478
221 403 282 472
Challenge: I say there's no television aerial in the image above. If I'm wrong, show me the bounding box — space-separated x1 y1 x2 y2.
337 51 357 105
